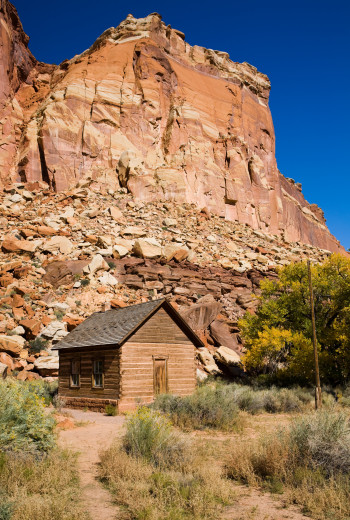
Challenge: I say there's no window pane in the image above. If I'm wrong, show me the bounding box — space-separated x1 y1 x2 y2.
94 373 103 387
71 373 79 387
93 360 103 374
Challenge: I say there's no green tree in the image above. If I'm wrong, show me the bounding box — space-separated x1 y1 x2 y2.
239 254 350 385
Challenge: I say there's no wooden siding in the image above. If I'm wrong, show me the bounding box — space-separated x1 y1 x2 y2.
58 306 197 411
119 342 195 409
58 346 120 400
119 310 196 410
130 307 194 345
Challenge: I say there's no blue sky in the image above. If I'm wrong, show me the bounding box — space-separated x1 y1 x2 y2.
13 0 350 249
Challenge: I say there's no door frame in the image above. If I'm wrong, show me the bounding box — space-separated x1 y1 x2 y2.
152 355 169 395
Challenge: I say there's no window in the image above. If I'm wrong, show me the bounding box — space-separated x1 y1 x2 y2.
70 359 80 388
92 359 104 388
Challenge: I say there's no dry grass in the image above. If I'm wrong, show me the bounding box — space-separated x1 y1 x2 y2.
0 449 89 520
100 441 234 520
225 410 350 520
99 407 235 519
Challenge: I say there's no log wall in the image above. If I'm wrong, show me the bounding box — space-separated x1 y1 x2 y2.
58 346 120 401
119 308 196 410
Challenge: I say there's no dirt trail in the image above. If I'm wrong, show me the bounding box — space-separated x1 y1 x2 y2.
58 409 312 520
58 409 125 520
224 485 312 520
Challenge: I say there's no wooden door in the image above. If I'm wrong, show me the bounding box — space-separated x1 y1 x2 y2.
154 358 168 395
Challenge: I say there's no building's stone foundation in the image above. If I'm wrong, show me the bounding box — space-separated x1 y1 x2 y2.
62 396 118 412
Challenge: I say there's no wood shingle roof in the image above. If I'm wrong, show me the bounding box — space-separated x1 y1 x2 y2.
53 298 204 350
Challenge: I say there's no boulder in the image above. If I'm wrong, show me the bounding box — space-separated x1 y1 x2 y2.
163 218 177 227
0 352 15 370
1 236 38 253
113 244 129 258
98 272 118 286
209 319 241 352
196 368 208 382
0 362 8 379
0 273 14 287
20 319 42 340
110 299 127 309
43 260 90 287
34 356 59 376
133 238 162 259
214 346 241 366
40 320 67 341
63 316 84 331
181 295 221 331
109 206 124 222
0 335 25 355
36 225 56 236
163 244 189 262
83 254 110 276
121 226 146 238
197 347 221 375
43 236 74 255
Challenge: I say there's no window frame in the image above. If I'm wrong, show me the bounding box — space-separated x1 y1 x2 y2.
92 358 104 389
69 358 81 389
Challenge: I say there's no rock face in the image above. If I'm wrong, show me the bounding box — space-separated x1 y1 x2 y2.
0 4 344 253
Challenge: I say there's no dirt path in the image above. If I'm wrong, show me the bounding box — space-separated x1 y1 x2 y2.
224 485 312 520
58 409 125 520
57 409 312 520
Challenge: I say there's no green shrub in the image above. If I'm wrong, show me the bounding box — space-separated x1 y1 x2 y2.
27 379 58 405
0 496 12 520
123 407 191 469
153 383 314 431
105 404 117 416
0 379 55 453
152 385 241 431
289 410 350 475
28 337 48 353
54 310 64 321
80 279 90 287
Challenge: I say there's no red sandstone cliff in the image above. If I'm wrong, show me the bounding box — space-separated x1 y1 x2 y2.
0 4 344 253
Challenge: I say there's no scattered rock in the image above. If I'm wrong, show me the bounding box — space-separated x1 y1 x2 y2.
34 356 59 376
133 238 162 259
214 346 241 366
83 254 110 276
181 295 221 330
0 335 25 355
0 362 8 378
43 236 74 255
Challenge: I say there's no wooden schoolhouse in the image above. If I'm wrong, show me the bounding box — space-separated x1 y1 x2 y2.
53 299 203 411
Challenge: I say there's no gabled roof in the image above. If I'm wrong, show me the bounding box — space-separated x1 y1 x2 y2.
53 298 204 350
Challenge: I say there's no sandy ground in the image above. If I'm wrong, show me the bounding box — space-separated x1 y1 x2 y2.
58 408 125 520
57 409 312 520
224 485 312 520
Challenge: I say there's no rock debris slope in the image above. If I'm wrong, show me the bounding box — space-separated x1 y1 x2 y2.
0 3 344 253
0 181 337 380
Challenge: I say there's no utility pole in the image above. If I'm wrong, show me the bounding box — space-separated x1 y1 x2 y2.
307 259 322 409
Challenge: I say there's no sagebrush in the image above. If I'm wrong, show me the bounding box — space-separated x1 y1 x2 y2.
225 410 350 520
152 383 315 431
0 379 55 453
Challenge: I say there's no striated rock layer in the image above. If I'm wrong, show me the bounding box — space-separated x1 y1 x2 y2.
0 3 344 253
